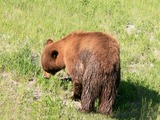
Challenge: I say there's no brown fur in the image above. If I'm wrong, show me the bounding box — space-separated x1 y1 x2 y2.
41 31 120 115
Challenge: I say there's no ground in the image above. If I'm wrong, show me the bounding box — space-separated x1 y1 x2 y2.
0 0 160 120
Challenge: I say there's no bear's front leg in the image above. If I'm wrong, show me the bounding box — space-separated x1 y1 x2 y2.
71 80 82 101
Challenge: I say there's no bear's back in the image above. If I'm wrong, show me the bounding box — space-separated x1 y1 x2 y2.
64 31 118 53
68 32 119 59
63 32 119 72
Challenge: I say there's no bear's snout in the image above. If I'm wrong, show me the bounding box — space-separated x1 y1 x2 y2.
43 71 51 79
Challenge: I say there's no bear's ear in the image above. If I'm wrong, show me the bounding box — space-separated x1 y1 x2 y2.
51 50 58 59
46 39 53 45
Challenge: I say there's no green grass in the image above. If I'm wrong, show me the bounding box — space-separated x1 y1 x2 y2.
0 0 160 119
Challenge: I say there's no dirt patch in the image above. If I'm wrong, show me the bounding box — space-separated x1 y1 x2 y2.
126 24 141 37
128 63 146 73
28 76 42 100
153 50 160 60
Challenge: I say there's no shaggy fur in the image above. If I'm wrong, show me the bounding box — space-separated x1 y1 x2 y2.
41 31 120 115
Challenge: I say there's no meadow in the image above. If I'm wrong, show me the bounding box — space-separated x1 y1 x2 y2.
0 0 160 119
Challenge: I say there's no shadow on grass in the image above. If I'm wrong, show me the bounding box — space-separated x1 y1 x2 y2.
113 80 160 120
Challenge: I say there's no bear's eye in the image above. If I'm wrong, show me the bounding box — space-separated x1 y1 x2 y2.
51 50 58 59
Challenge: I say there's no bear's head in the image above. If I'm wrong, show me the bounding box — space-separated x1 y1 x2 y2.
41 39 65 78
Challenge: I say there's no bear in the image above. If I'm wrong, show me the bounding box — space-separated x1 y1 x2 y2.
43 71 51 79
41 31 120 115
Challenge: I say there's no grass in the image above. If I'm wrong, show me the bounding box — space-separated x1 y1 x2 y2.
0 0 160 119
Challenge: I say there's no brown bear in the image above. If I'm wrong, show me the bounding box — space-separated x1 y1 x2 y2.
41 31 120 115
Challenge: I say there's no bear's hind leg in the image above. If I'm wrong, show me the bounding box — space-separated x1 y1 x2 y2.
80 85 95 113
98 85 116 115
